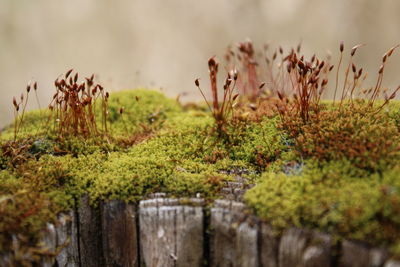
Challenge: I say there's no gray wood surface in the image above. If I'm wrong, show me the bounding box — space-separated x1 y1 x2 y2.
339 240 388 267
139 197 204 267
209 199 259 267
55 211 79 267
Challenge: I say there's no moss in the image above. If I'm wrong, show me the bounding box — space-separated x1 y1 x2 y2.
60 111 230 203
2 88 400 259
245 160 400 252
281 102 400 172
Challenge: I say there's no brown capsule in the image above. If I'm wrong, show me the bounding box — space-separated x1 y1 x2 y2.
277 91 284 100
208 57 217 68
319 61 325 69
232 93 239 101
340 41 344 52
297 42 302 53
351 44 364 57
20 93 24 101
233 69 238 80
74 73 78 83
383 54 387 63
78 83 85 91
135 96 140 101
195 78 200 87
329 65 335 71
248 103 257 111
33 82 37 91
272 51 277 61
119 107 124 114
105 92 109 98
379 65 384 74
322 79 328 87
352 63 356 73
279 46 283 54
387 44 399 57
298 60 305 70
311 54 316 63
259 82 266 89
65 69 73 79
26 84 31 93
12 97 17 107
287 63 292 73
358 68 363 78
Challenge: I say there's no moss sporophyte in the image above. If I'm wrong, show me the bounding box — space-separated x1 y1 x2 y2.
2 41 400 264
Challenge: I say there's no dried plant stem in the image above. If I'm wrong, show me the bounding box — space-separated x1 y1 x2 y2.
333 51 343 103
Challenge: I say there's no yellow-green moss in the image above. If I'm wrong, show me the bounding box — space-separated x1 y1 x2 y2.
2 89 400 259
245 160 400 253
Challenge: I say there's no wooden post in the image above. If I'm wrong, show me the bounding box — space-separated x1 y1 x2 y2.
259 223 279 267
78 194 104 267
139 197 204 267
209 199 259 267
339 240 388 267
41 223 56 267
55 211 79 266
279 228 332 267
101 200 138 267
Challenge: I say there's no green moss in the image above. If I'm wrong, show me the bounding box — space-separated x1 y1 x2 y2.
245 160 400 252
2 89 400 259
107 89 182 136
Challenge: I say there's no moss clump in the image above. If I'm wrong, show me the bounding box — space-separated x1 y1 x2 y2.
281 102 400 172
2 87 400 260
245 160 400 253
0 169 70 265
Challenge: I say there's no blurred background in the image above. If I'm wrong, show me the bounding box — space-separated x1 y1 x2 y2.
1 0 400 126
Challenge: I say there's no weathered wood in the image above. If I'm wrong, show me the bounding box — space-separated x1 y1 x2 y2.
385 260 400 267
279 228 308 267
260 223 279 267
339 240 388 267
302 231 332 267
101 200 138 267
78 194 104 267
41 223 57 267
55 211 79 267
209 199 259 267
139 198 204 267
278 228 332 267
